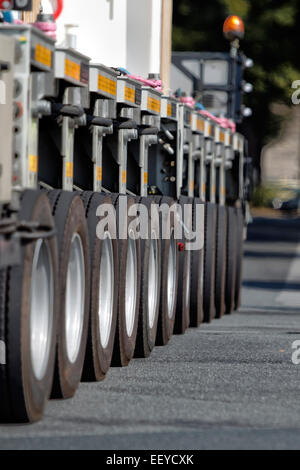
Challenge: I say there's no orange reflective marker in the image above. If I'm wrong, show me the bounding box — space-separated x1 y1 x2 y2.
223 15 245 41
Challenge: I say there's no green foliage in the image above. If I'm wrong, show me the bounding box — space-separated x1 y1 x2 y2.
172 0 300 156
222 0 250 18
251 185 279 208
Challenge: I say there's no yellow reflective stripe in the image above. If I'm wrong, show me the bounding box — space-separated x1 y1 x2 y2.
197 119 204 132
35 44 52 68
124 86 135 103
29 155 38 173
98 74 117 96
147 96 161 113
65 59 80 82
96 166 102 182
66 162 74 179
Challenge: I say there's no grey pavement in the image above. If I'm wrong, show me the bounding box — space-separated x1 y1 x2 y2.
0 216 300 450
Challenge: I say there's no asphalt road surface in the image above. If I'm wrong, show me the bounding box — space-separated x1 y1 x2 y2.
0 215 300 450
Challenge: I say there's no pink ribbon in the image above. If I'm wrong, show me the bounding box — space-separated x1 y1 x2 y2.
180 96 195 108
199 110 235 131
128 74 162 91
32 21 57 40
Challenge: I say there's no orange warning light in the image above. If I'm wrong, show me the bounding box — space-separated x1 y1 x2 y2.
223 15 245 41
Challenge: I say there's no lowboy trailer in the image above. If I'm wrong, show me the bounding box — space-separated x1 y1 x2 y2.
0 2 247 422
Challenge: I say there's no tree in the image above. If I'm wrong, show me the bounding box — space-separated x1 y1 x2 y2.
172 0 300 176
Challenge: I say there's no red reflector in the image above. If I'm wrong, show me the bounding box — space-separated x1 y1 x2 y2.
178 242 185 252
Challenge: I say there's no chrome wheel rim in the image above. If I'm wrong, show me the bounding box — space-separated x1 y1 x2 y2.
30 239 54 381
99 233 114 349
125 231 137 337
65 233 85 364
167 229 177 318
148 236 159 329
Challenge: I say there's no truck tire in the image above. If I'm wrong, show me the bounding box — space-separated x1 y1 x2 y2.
0 269 9 422
134 197 161 358
225 206 237 314
80 192 118 381
215 205 227 319
49 191 90 399
156 197 179 346
111 195 141 367
203 202 217 323
174 196 193 334
234 207 244 311
189 197 205 327
0 190 58 422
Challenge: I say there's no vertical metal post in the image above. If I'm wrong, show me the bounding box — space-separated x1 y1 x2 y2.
199 140 206 201
187 140 195 198
176 104 184 200
118 129 127 195
238 136 244 201
140 134 148 197
160 0 173 95
209 145 216 203
0 36 14 204
62 116 75 191
218 145 226 206
22 0 40 22
92 126 103 192
229 39 239 121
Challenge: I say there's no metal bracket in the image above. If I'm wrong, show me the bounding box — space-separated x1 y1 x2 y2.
118 126 138 194
139 132 158 197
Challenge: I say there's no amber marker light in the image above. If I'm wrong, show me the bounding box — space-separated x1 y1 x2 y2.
223 15 245 41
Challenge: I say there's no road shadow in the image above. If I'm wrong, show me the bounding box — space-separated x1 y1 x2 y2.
244 251 300 259
243 280 300 291
247 217 300 243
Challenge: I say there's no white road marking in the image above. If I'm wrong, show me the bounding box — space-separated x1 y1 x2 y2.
0 340 5 365
276 243 300 309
